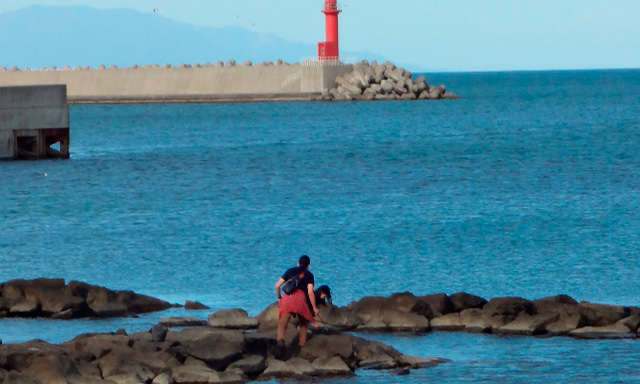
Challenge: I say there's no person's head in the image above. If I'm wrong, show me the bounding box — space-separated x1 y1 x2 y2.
315 285 332 305
298 255 311 270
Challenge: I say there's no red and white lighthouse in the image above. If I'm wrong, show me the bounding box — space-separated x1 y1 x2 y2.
317 0 341 61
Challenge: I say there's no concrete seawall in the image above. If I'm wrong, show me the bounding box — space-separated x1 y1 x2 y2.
0 85 70 160
0 64 353 104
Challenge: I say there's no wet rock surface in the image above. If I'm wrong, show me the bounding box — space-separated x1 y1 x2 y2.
3 284 639 382
321 60 460 102
259 291 640 340
208 309 259 330
0 326 448 383
0 279 172 319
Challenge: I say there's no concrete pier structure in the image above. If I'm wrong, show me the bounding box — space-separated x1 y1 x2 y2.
0 63 353 104
0 85 70 160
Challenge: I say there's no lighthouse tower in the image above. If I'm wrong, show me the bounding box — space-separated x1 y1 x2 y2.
317 0 341 61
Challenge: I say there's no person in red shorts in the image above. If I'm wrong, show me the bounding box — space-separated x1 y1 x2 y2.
274 255 320 356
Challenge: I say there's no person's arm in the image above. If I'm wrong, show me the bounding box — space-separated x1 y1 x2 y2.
307 284 319 316
275 278 285 300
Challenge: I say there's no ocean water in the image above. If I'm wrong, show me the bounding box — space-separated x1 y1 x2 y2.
1 69 639 382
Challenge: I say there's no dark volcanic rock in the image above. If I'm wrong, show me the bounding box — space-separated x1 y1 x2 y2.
449 292 488 312
545 313 587 336
0 315 447 384
352 337 401 370
226 355 266 377
619 314 640 333
412 293 454 319
167 328 245 371
258 357 315 380
208 309 259 330
483 297 535 322
496 313 560 336
3 289 640 384
159 317 208 328
347 293 430 332
577 302 630 327
257 301 360 332
255 302 280 331
299 334 356 362
532 296 586 335
534 294 579 306
459 308 499 333
119 290 172 314
185 301 210 310
569 323 635 339
86 286 129 317
0 279 171 320
430 313 465 331
316 303 361 331
312 355 354 376
152 324 169 342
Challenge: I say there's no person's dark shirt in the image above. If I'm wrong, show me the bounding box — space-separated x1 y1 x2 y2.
282 267 314 294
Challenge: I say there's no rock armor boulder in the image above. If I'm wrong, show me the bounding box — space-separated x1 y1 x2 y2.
323 60 459 102
348 293 431 333
208 309 259 330
3 289 640 383
0 279 171 319
0 325 447 383
253 291 640 340
185 300 210 310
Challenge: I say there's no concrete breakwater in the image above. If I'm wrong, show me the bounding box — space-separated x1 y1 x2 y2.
0 61 354 104
0 60 456 104
0 85 70 160
322 60 459 101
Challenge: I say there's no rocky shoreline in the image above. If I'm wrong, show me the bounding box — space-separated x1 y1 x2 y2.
0 307 447 384
0 328 447 383
305 291 640 339
0 279 172 319
2 279 640 383
2 279 639 340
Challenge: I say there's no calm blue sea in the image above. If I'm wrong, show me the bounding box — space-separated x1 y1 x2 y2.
1 69 639 382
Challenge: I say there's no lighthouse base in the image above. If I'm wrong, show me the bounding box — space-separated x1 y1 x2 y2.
318 42 339 61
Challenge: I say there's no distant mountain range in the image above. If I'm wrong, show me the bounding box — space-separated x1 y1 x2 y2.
0 6 389 69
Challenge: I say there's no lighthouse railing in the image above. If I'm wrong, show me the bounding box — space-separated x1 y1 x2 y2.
301 57 358 67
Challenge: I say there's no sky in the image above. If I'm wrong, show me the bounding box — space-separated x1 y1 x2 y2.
1 0 639 72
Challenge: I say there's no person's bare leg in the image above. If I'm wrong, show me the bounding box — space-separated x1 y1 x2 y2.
277 314 290 341
298 318 308 346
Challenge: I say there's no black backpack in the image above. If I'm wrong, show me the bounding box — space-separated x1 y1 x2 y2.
282 271 304 295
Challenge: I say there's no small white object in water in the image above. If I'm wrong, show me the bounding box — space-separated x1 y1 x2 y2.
44 173 48 177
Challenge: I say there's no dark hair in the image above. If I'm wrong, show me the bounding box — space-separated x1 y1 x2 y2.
299 255 311 269
315 285 332 305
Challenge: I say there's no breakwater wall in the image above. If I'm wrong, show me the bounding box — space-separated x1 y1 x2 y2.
0 85 70 160
0 62 354 104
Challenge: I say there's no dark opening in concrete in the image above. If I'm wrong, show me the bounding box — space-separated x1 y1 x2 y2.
14 128 70 160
